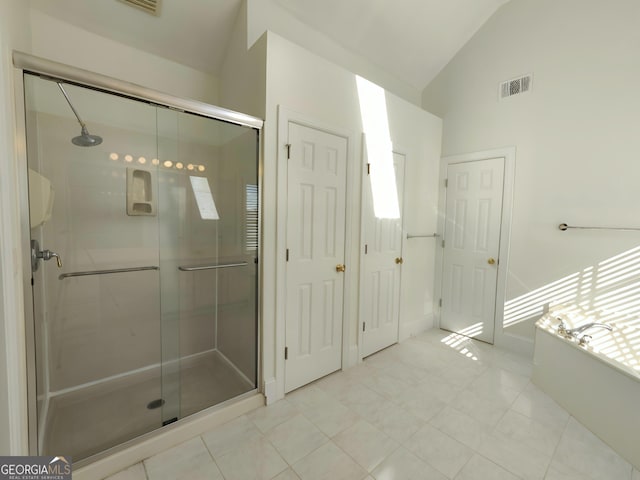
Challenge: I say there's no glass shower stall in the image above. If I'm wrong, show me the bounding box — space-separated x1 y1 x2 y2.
20 63 261 463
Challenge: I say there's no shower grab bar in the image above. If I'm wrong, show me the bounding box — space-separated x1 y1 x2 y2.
407 233 440 239
178 262 248 272
59 266 159 280
559 223 640 232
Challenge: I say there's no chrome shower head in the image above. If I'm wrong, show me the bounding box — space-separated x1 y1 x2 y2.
57 83 103 147
72 126 103 147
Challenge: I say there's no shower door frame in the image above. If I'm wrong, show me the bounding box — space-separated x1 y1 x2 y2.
13 51 264 460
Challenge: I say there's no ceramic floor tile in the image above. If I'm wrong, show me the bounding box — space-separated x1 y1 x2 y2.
360 372 413 402
313 372 356 399
552 417 632 480
144 437 222 480
215 437 288 480
266 414 329 465
377 360 428 386
335 383 388 418
301 398 360 437
477 430 551 480
371 447 448 480
248 399 300 433
494 350 534 377
399 390 447 423
292 442 368 480
470 367 529 395
429 406 490 450
367 401 425 443
450 389 512 427
495 409 564 457
202 415 263 458
406 424 474 479
545 460 594 480
286 385 334 411
453 454 520 480
272 468 301 480
511 382 570 429
415 374 463 403
104 463 147 480
333 420 399 472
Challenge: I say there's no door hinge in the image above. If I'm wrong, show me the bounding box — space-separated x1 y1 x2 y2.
439 298 442 307
364 244 368 254
441 239 445 248
363 322 366 332
286 249 289 261
444 178 448 188
285 346 288 360
286 143 291 159
367 163 371 175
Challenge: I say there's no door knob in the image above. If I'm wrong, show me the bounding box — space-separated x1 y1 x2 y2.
395 257 403 265
336 264 346 273
487 258 496 265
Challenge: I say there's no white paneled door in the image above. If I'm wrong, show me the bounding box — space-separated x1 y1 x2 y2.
361 153 405 357
285 122 348 393
441 158 505 344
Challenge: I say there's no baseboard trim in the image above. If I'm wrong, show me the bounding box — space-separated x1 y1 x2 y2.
263 377 278 405
399 313 434 342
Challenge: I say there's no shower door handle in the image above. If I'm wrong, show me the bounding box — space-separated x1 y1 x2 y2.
31 239 63 272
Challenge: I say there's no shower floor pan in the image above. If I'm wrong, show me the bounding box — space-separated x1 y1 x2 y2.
42 350 254 462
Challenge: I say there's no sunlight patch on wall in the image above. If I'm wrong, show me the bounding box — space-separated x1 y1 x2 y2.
505 245 640 374
356 76 400 219
189 176 219 220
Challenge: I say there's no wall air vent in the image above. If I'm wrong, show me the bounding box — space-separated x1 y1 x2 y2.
499 74 532 100
118 0 161 16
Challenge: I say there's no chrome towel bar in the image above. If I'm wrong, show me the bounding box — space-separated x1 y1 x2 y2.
559 223 640 232
59 266 159 280
406 233 440 239
178 262 248 272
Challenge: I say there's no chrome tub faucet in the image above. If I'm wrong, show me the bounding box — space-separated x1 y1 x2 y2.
557 319 613 345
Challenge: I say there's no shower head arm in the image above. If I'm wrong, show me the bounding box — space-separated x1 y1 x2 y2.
57 82 87 129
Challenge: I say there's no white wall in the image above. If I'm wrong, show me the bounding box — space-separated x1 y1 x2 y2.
262 32 442 400
246 0 421 106
219 1 266 119
422 0 640 341
0 0 31 456
30 10 220 105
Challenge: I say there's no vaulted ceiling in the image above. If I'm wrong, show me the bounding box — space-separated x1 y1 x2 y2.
29 0 510 92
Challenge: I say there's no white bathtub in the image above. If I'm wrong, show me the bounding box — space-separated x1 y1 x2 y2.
533 310 640 470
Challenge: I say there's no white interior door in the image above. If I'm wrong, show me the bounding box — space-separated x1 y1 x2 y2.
361 153 405 357
285 122 348 392
441 157 505 344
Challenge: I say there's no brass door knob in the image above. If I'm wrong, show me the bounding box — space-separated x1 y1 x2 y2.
336 264 346 272
395 257 403 265
488 258 496 265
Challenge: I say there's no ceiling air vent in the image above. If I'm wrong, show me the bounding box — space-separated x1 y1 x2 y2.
499 74 532 100
118 0 161 16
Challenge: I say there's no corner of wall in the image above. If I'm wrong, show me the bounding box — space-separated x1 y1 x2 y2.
0 0 32 456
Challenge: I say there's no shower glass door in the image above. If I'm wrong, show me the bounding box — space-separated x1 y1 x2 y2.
156 108 259 418
23 73 259 463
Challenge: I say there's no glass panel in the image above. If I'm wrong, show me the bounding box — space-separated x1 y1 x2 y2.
24 74 163 461
156 108 258 418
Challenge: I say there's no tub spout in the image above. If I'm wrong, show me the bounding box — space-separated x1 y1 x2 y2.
565 322 613 338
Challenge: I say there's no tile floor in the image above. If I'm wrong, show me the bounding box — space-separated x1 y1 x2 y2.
105 329 640 480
